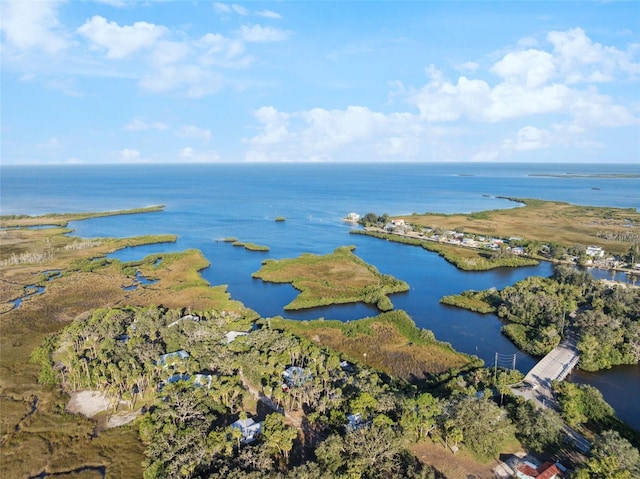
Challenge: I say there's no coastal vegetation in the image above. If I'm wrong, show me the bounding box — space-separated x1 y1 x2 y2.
0 205 165 228
232 241 270 252
398 198 640 256
351 229 539 271
442 264 640 368
252 246 409 311
2 207 639 477
267 311 479 383
0 209 253 477
36 304 524 478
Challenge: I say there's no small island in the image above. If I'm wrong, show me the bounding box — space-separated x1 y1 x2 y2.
231 240 270 252
252 245 409 311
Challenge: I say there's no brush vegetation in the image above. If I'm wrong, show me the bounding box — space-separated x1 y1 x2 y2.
252 246 409 311
400 198 640 255
0 208 254 478
268 310 480 383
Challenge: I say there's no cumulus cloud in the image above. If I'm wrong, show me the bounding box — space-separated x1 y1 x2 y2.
239 24 290 43
78 16 168 59
1 0 67 53
404 28 638 128
250 106 290 145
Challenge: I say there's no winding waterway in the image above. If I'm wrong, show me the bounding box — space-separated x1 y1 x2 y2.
2 162 638 429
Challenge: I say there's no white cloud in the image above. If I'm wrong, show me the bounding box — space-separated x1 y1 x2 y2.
257 10 282 20
176 125 212 142
504 126 551 151
239 24 290 43
0 0 67 53
77 16 168 59
213 3 247 16
490 49 555 88
547 27 640 84
119 148 143 162
179 146 221 162
250 106 290 145
124 119 168 131
197 33 250 68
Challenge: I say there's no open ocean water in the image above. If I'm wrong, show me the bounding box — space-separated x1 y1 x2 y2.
2 162 639 428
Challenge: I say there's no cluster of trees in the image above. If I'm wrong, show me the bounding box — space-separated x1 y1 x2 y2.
38 303 640 478
443 264 640 369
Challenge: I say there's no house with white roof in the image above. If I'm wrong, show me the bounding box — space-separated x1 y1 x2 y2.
231 417 262 444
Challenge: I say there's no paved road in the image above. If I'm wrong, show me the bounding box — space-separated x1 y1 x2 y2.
511 333 590 452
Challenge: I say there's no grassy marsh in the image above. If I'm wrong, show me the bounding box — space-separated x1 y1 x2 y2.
252 246 409 311
401 198 640 255
269 311 478 383
0 209 254 478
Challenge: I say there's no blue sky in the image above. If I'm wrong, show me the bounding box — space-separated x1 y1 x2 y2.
1 1 639 164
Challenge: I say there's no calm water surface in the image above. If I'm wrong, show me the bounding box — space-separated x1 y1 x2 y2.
2 163 639 429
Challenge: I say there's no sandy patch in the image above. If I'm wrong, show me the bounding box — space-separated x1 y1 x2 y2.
67 390 110 417
107 410 139 428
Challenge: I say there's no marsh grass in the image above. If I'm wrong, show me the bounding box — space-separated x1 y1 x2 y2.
252 246 409 311
402 198 640 255
270 311 475 382
0 209 251 478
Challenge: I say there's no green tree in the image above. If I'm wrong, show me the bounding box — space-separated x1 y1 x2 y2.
261 413 297 466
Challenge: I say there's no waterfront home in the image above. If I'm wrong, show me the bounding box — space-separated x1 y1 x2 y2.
586 246 605 258
231 417 262 444
224 331 249 344
343 212 361 223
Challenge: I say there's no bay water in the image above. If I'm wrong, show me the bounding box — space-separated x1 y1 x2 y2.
2 162 638 428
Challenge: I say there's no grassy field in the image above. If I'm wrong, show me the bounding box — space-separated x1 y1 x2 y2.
269 310 477 383
0 210 255 478
400 198 640 255
252 245 409 311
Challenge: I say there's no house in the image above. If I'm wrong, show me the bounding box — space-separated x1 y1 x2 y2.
511 247 525 256
193 373 213 389
343 212 361 223
586 246 605 258
231 417 262 444
516 461 563 479
282 366 312 387
224 331 249 344
157 350 190 367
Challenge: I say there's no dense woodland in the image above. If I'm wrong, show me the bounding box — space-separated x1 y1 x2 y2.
442 264 640 370
34 304 640 478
